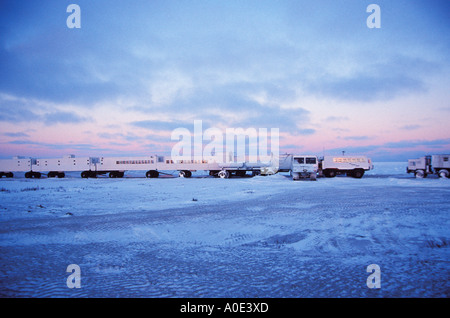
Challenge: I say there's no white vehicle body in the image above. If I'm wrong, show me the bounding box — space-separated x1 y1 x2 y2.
291 155 318 181
0 154 273 179
0 156 35 178
407 154 450 178
319 156 373 178
34 155 98 178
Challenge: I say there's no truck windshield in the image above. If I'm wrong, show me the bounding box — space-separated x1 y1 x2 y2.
295 158 304 164
306 158 316 164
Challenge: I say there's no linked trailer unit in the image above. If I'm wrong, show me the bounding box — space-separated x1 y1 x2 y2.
407 154 450 178
0 156 35 178
319 156 373 178
97 156 158 178
97 156 224 178
34 155 98 178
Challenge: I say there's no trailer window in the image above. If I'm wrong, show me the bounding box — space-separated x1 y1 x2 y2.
306 158 316 164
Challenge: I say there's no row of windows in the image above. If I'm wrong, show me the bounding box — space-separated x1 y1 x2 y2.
114 159 211 165
172 160 210 164
333 157 366 163
116 160 154 165
294 158 317 164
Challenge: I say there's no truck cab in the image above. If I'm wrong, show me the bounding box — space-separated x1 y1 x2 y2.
407 155 450 178
291 155 318 180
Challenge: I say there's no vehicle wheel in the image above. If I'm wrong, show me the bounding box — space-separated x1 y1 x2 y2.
6 172 14 178
439 170 449 178
109 172 117 178
179 171 186 178
25 172 32 178
218 170 229 179
353 169 364 178
310 173 317 181
146 170 159 178
81 171 89 178
415 170 426 178
324 169 336 178
33 172 41 179
58 172 65 178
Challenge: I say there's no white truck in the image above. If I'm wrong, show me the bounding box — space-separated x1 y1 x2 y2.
291 155 318 180
318 155 373 178
407 154 450 178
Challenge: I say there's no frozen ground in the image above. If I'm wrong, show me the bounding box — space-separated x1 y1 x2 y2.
0 162 448 297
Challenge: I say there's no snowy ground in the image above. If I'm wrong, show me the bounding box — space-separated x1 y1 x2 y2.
0 162 448 298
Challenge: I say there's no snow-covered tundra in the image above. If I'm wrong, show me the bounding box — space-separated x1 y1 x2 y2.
0 163 448 297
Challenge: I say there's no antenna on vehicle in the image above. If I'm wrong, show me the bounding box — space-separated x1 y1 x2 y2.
342 151 346 156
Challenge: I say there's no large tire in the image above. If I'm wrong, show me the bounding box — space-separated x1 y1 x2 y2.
58 172 65 178
25 172 32 179
352 169 365 179
415 170 426 178
81 171 89 179
324 169 336 178
179 170 192 178
33 172 41 179
6 172 13 178
439 170 449 178
218 170 230 179
146 170 159 178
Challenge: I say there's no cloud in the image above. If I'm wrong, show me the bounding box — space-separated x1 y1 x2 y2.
400 125 421 131
43 111 88 125
325 138 450 160
3 132 29 137
383 139 450 149
131 120 200 132
342 136 371 141
309 74 424 102
0 93 89 125
326 116 349 122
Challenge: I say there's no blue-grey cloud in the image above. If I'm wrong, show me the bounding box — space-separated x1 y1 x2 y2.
43 111 88 125
400 125 421 131
3 132 29 137
343 136 371 141
325 138 450 160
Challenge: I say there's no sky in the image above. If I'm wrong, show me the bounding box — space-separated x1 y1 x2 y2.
0 0 449 161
